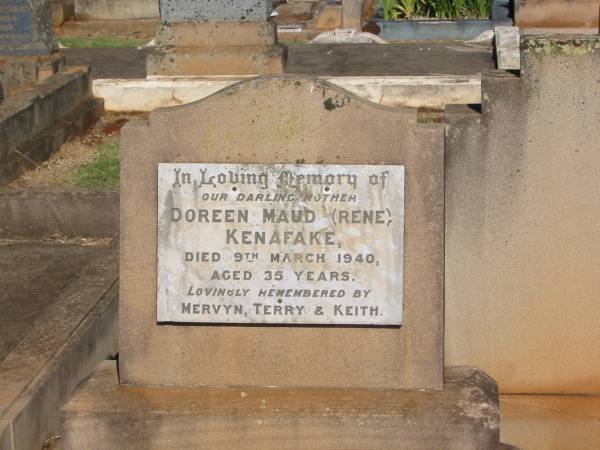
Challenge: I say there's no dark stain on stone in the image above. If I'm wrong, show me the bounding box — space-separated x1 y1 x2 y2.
323 95 350 112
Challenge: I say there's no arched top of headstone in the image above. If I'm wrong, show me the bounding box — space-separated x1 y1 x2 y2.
120 74 445 390
142 76 419 165
152 76 412 120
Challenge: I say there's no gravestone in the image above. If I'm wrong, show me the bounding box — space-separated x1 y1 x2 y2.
147 0 285 76
0 0 62 94
0 0 56 56
61 77 503 449
120 77 443 389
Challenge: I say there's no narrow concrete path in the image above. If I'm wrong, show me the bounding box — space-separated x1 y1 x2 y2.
64 48 147 79
0 240 107 362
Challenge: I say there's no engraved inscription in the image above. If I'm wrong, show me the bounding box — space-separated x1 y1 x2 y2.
157 163 404 325
0 1 33 46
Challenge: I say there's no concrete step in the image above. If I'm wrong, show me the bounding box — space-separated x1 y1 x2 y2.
60 362 502 449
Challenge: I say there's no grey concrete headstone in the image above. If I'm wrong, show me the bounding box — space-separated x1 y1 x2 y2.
0 0 57 56
159 0 272 22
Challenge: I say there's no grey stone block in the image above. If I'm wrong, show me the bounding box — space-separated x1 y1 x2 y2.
0 188 119 238
159 0 272 22
495 26 520 70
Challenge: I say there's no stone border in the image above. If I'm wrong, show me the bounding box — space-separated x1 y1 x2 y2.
0 187 119 239
0 240 119 450
0 66 102 186
93 76 481 112
376 19 512 42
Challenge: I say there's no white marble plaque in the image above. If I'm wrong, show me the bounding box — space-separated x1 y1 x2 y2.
157 163 404 325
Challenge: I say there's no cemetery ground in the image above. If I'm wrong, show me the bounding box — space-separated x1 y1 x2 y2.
8 112 141 188
2 81 599 450
1 12 600 449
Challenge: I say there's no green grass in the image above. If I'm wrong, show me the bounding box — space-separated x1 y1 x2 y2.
279 39 306 46
67 140 120 187
57 36 148 48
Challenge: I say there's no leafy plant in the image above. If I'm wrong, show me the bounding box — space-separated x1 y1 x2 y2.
397 0 419 19
381 0 397 20
471 0 492 18
380 0 492 19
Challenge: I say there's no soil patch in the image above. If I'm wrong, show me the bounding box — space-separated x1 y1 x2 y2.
9 112 147 188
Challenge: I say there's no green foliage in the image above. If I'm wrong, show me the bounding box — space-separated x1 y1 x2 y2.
67 140 120 187
381 0 492 19
397 0 420 19
57 36 148 48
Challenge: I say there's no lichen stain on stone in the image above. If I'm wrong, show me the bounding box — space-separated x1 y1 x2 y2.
523 36 600 56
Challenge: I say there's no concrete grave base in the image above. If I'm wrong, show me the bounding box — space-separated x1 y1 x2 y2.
147 21 286 76
61 361 504 450
147 45 286 76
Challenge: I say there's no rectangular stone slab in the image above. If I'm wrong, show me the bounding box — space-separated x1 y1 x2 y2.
120 76 444 389
60 361 501 450
157 163 405 326
159 0 271 22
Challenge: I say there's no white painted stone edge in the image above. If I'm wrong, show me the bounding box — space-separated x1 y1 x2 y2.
93 76 482 112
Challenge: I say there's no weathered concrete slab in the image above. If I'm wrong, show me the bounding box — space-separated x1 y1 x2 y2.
445 35 600 394
495 26 520 70
146 44 286 77
74 0 159 20
120 76 444 390
0 240 118 450
287 42 495 76
0 188 119 238
0 240 102 361
62 42 494 81
61 361 500 450
159 0 272 22
92 76 481 111
155 21 276 47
